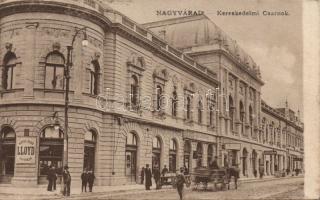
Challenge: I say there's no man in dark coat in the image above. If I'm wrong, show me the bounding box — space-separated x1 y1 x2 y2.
62 165 71 196
153 167 161 189
87 170 95 192
176 167 187 200
161 165 169 184
81 169 88 192
144 164 152 190
47 165 54 191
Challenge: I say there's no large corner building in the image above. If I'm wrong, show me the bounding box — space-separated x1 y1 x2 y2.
0 0 303 187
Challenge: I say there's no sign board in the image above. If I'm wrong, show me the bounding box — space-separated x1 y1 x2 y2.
293 158 303 161
16 137 37 164
263 150 277 155
225 143 241 150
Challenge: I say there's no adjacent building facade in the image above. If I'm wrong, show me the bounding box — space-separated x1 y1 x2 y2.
0 0 303 187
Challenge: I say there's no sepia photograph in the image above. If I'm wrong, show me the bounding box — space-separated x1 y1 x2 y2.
0 0 317 199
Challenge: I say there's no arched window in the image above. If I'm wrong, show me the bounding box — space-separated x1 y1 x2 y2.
0 126 16 178
39 126 63 178
229 96 234 131
169 139 177 172
239 101 244 134
84 130 97 171
89 60 100 95
209 105 215 126
45 51 65 89
172 90 178 117
198 100 203 124
152 137 161 170
2 52 17 90
156 85 163 111
126 132 138 182
249 106 253 137
130 75 139 107
186 96 191 120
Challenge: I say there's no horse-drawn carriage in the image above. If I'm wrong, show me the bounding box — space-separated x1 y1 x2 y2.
191 166 239 191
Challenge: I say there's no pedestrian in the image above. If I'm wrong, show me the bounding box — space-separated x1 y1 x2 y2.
81 169 88 192
176 167 187 200
62 165 71 196
161 165 168 184
47 165 54 191
144 164 152 190
88 170 95 192
52 165 57 191
140 167 145 184
153 167 161 189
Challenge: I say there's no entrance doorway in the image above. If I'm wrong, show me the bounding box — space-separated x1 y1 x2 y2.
183 141 191 173
125 132 138 183
152 137 161 170
0 126 15 183
242 148 248 176
83 130 97 171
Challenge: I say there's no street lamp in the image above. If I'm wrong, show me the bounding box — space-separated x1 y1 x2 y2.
63 27 88 167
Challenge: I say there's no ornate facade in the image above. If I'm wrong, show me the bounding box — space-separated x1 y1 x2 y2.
0 0 303 187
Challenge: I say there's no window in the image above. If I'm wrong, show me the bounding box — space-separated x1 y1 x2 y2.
39 127 63 176
229 96 234 131
0 126 16 176
249 106 253 137
229 79 233 89
45 52 65 90
130 75 139 107
209 105 215 127
239 101 244 134
89 60 100 95
186 96 191 120
198 100 203 124
84 130 97 171
172 91 178 117
169 139 177 172
156 85 163 111
2 52 17 90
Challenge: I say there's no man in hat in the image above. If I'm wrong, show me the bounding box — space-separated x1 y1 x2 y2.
62 165 71 196
144 164 152 190
176 167 187 200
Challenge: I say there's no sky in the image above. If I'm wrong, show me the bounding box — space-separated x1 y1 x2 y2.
104 0 303 116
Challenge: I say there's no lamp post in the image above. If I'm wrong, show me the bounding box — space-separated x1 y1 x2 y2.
63 27 88 167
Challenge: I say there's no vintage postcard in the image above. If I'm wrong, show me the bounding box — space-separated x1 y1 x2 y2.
0 0 318 199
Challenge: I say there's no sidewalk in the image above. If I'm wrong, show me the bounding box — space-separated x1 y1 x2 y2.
0 175 304 199
0 183 145 199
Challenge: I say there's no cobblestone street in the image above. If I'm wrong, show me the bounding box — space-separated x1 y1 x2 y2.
104 177 304 200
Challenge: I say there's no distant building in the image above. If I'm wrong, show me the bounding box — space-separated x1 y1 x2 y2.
0 0 303 187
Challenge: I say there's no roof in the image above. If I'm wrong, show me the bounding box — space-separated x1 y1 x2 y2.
143 15 262 81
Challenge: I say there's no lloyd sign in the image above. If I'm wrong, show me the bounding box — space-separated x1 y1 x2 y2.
16 137 36 164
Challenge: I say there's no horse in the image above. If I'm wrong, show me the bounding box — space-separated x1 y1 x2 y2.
225 166 240 190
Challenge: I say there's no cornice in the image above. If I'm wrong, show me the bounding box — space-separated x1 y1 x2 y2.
0 0 112 31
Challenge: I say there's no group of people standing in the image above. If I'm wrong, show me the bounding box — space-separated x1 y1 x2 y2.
140 164 189 200
46 165 95 196
81 169 96 192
